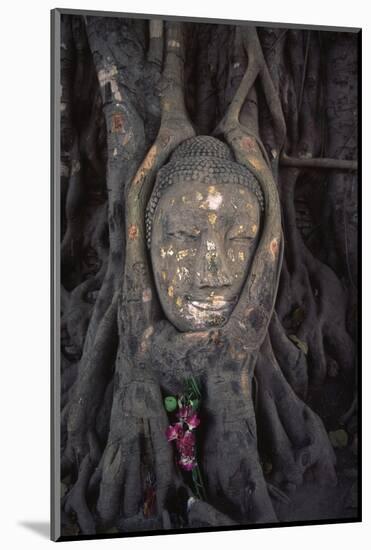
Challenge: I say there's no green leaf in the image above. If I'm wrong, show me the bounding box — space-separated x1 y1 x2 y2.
189 376 201 398
328 429 349 448
164 396 178 412
190 398 200 411
288 334 308 355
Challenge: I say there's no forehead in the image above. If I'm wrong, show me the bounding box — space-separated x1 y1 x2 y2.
155 181 260 220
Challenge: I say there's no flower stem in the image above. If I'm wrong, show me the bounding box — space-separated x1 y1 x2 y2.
192 465 206 501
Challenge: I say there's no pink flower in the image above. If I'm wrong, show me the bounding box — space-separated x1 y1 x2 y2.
166 422 184 441
177 406 192 421
187 413 200 430
177 407 200 430
176 430 195 457
178 455 197 471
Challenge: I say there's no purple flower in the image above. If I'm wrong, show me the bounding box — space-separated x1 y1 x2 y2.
176 430 195 458
187 413 200 430
177 406 192 421
166 422 184 441
178 455 197 471
177 406 200 430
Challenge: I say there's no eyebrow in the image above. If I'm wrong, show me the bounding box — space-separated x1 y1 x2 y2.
161 200 259 232
228 221 259 237
162 212 203 233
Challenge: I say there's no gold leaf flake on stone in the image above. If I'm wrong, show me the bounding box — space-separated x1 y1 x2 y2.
176 249 189 261
208 212 217 225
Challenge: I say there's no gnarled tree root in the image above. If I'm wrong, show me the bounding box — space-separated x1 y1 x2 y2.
255 335 337 495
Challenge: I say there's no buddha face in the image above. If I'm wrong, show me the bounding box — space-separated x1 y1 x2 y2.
150 181 261 331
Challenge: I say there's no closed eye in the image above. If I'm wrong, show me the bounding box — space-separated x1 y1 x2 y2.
227 234 254 243
167 230 200 241
227 225 255 242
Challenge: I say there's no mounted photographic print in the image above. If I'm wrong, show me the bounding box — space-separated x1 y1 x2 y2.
51 8 361 541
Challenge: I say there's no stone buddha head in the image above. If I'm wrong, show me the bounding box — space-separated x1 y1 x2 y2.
146 136 264 332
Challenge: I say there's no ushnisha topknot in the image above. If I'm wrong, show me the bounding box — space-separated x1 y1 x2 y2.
145 136 264 248
170 135 234 162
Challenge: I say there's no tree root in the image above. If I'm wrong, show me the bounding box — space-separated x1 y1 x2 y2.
61 292 118 478
95 361 179 528
280 155 357 171
268 311 308 398
276 169 354 385
255 335 337 490
187 498 237 527
63 454 96 534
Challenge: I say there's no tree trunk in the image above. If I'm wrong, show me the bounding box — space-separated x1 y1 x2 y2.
59 15 358 536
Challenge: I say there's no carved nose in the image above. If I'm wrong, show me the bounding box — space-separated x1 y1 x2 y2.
195 238 233 289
